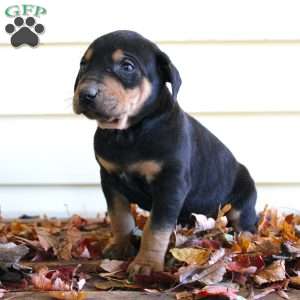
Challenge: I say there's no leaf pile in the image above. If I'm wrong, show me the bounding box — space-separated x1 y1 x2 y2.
0 206 300 299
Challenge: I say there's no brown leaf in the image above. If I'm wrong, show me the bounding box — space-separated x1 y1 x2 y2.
289 276 300 289
170 248 210 265
175 291 193 300
254 260 286 285
57 227 82 260
100 259 125 273
94 280 125 290
94 279 141 291
35 227 58 253
48 291 87 300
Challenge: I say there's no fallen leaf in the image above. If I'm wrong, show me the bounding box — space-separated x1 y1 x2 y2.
57 227 82 260
0 242 28 262
35 227 58 254
190 214 216 232
208 248 225 265
191 261 226 285
289 276 300 288
170 248 210 265
195 284 240 300
227 261 257 274
175 291 193 300
48 291 87 300
100 259 125 273
94 279 141 290
94 280 126 290
31 267 52 290
254 260 286 285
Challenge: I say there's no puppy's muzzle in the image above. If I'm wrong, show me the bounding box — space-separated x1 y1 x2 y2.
79 83 98 104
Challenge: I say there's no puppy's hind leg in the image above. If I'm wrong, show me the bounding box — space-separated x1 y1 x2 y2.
227 164 258 233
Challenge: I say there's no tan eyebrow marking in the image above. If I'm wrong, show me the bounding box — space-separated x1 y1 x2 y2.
112 49 124 62
84 48 93 62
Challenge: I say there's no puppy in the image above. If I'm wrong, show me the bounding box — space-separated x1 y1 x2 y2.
73 30 257 276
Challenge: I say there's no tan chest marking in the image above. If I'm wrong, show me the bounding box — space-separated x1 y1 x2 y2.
128 160 162 183
96 155 120 174
96 156 162 182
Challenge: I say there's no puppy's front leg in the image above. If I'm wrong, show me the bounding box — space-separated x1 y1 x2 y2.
102 185 137 259
127 214 172 276
128 176 186 277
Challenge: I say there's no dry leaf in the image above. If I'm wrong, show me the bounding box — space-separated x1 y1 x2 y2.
0 242 28 262
31 267 53 290
100 259 125 273
57 227 82 260
175 291 193 300
289 276 300 289
208 248 225 265
191 261 226 285
195 284 240 300
170 248 210 265
94 280 126 290
254 260 286 285
48 291 87 300
35 227 58 253
283 214 298 241
190 213 215 232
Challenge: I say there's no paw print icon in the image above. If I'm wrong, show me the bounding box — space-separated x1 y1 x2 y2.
5 16 45 47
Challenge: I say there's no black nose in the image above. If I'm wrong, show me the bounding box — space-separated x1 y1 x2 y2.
79 86 98 102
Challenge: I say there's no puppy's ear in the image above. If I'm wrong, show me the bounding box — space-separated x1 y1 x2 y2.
156 50 181 101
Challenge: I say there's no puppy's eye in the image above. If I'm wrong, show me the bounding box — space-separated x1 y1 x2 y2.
120 59 135 73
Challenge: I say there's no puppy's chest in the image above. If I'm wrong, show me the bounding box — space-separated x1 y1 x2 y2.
96 154 162 184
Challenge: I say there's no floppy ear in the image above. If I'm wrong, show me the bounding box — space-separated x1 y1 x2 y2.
157 50 182 101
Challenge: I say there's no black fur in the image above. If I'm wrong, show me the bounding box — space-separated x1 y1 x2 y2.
74 30 257 233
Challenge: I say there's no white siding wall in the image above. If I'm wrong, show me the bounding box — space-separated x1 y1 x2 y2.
1 0 300 217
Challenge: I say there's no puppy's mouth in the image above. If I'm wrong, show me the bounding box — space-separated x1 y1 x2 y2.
98 116 121 125
80 110 127 130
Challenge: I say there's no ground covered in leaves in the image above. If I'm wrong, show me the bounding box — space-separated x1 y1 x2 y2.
0 205 300 299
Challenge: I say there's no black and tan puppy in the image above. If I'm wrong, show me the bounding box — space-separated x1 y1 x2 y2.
73 30 257 276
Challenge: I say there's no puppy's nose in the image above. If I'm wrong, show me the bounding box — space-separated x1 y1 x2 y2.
79 86 98 102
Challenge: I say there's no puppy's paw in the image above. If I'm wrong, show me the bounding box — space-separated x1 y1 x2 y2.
103 239 137 260
127 252 164 278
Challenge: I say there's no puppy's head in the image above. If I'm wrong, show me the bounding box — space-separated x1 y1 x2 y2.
73 30 181 130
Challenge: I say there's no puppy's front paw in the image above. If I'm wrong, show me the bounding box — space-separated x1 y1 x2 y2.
103 239 137 260
127 252 164 278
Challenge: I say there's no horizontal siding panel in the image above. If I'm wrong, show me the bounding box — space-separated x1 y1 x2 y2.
0 184 299 218
0 115 299 184
2 45 300 115
1 0 300 42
